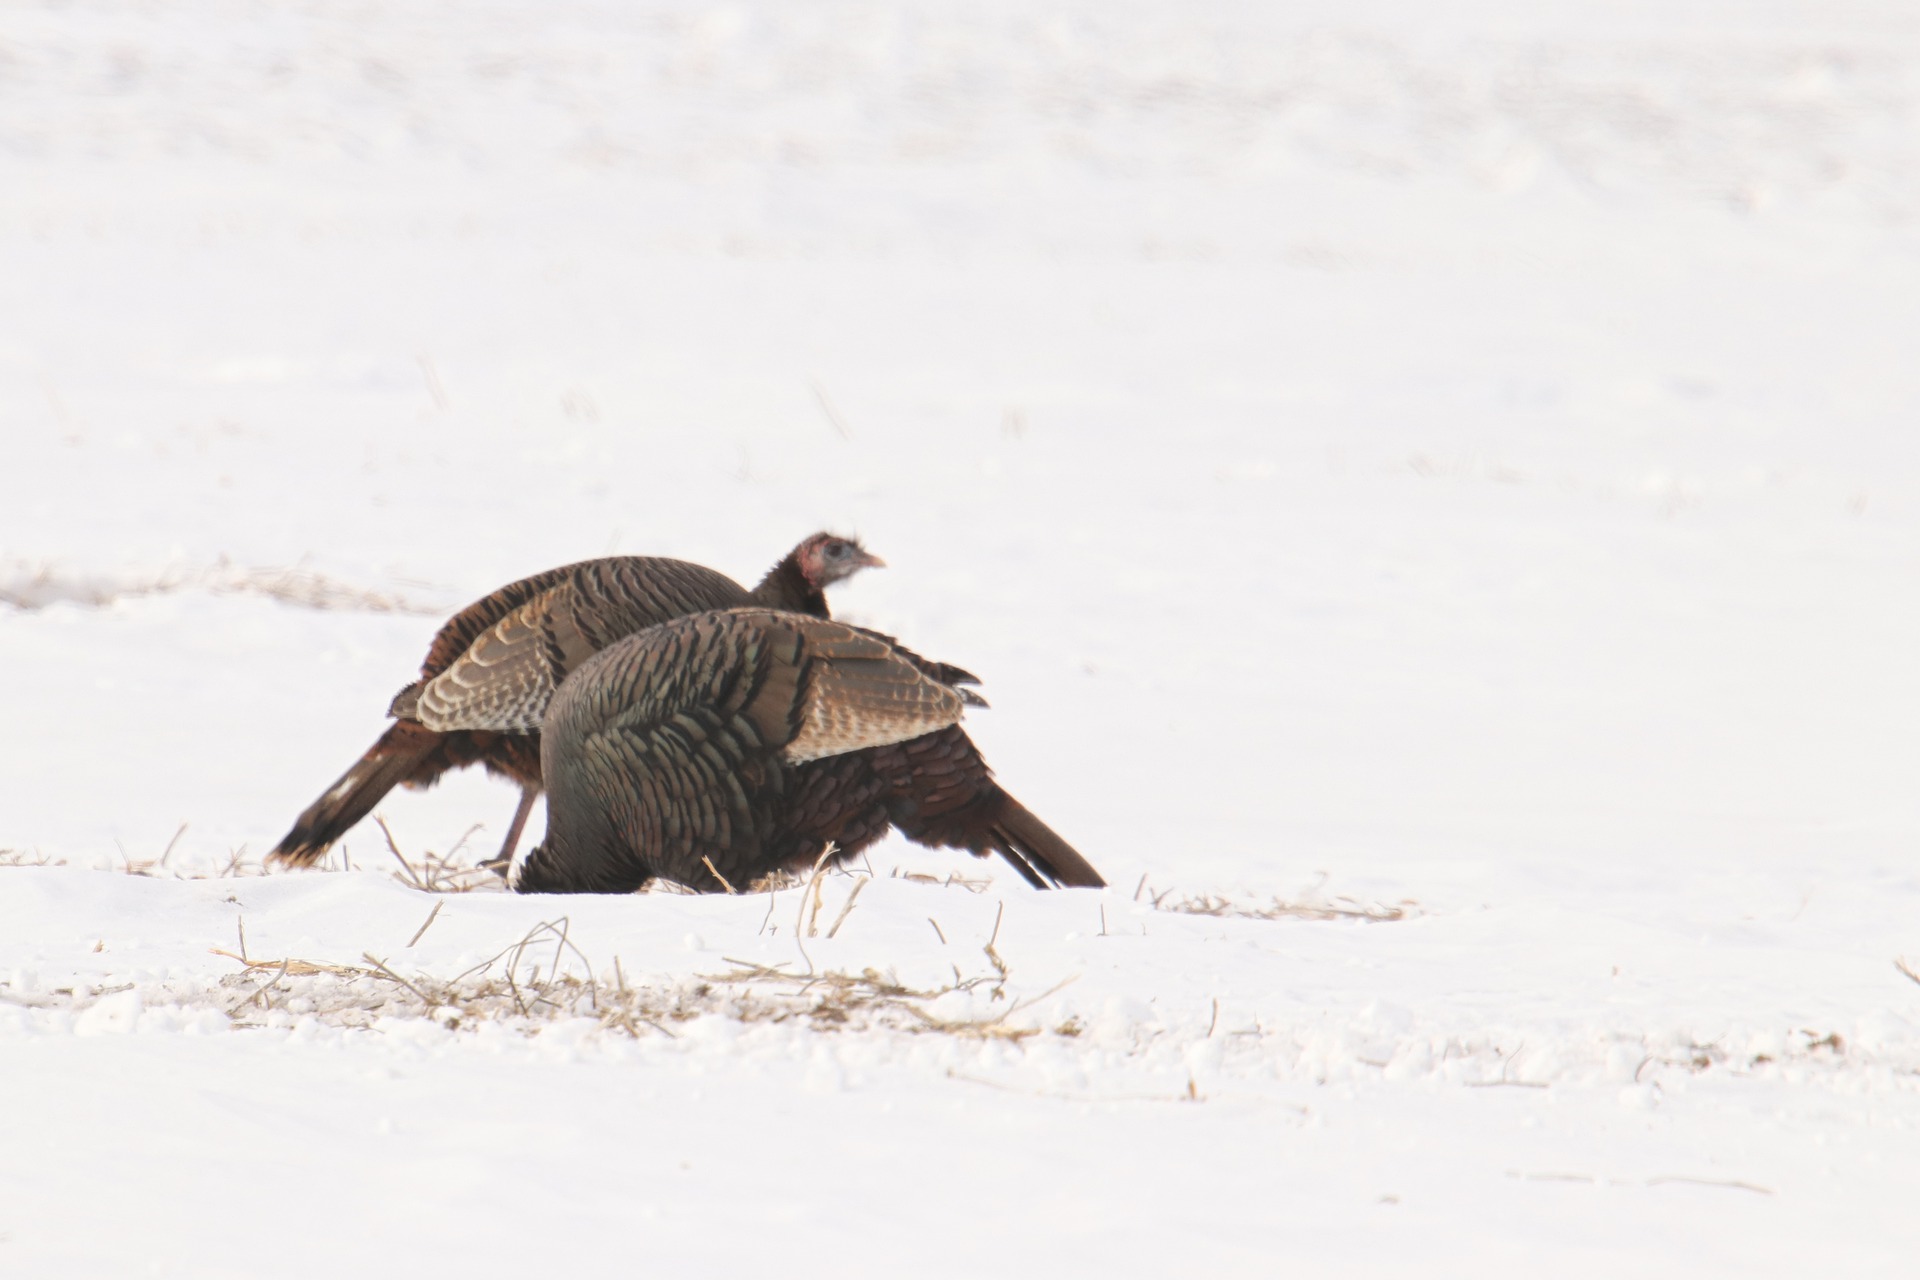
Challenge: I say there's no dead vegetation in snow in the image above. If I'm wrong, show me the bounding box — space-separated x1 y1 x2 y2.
0 557 444 614
199 892 1068 1044
1134 873 1419 924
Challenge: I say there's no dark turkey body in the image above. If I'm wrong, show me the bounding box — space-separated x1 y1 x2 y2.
515 609 1103 894
394 556 765 776
271 556 773 867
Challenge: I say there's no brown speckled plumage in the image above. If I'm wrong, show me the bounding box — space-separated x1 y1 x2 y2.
267 535 884 870
512 609 1104 895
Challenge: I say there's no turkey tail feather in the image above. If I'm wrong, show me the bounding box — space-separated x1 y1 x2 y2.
989 794 1106 890
267 722 444 868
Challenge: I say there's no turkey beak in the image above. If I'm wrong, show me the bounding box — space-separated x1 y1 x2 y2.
855 550 887 570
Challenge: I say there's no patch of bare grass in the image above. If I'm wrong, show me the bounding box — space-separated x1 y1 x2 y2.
0 557 443 614
1 820 511 892
1134 874 1417 923
365 817 503 893
201 909 1069 1043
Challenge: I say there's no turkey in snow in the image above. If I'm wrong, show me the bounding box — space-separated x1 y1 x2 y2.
266 533 887 872
511 608 1104 894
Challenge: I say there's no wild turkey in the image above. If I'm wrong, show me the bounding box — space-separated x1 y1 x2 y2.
511 608 1105 894
266 534 886 871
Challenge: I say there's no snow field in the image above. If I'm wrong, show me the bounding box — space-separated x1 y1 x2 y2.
6 0 1920 1274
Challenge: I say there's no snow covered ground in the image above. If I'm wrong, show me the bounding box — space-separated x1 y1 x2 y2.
5 0 1920 1274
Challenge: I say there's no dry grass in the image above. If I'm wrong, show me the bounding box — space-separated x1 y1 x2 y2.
0 557 443 614
8 833 1421 927
8 821 1420 933
0 861 1081 1043
0 819 505 893
199 909 1070 1043
888 868 994 893
1134 875 1417 924
0 837 267 878
365 817 503 893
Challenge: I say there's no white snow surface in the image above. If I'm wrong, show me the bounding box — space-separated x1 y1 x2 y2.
6 0 1920 1274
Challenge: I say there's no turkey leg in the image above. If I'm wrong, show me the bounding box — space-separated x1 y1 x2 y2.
480 783 540 877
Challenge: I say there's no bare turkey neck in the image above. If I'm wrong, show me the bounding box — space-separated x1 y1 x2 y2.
751 557 828 617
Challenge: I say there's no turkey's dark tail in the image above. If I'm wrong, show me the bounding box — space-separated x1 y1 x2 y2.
267 721 445 868
988 793 1106 890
